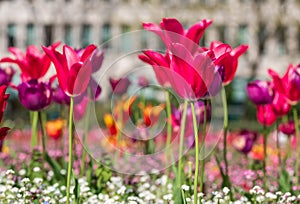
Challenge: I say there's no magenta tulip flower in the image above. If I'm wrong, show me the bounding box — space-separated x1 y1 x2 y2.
207 41 248 85
247 80 274 105
0 66 15 86
42 44 97 97
279 121 296 136
0 43 60 81
268 65 300 104
143 18 212 51
139 43 217 100
18 79 52 111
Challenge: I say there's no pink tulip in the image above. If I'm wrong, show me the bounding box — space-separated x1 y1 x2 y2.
268 65 300 104
0 42 60 81
42 44 97 97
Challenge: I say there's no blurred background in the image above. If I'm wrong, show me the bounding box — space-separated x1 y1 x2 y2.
0 0 299 129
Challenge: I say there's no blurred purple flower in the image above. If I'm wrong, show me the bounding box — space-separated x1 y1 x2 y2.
18 79 52 111
138 76 149 88
247 80 274 105
233 130 257 154
52 86 70 105
0 66 15 86
109 77 131 95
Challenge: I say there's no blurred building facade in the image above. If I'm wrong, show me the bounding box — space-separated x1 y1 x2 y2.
0 0 299 80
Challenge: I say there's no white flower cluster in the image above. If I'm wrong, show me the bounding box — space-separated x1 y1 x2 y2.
0 169 300 203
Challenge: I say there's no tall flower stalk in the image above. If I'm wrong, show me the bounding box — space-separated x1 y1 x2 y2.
221 86 231 189
177 100 188 188
31 111 39 149
199 100 207 193
80 92 91 177
191 102 199 203
293 107 300 187
66 97 74 204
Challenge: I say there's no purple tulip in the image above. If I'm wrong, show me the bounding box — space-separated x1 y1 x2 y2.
109 77 131 95
233 130 257 154
18 79 52 111
0 66 15 86
52 86 70 105
89 78 102 100
138 76 149 88
247 80 274 105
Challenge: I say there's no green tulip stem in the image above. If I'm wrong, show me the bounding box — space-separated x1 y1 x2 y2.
293 107 300 188
66 97 74 204
31 111 39 150
177 100 188 188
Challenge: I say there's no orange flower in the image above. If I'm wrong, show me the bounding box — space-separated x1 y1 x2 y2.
139 103 165 126
249 144 277 161
104 114 117 136
46 119 65 140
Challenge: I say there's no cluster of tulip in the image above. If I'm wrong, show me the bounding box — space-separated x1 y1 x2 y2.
0 18 300 203
247 64 300 191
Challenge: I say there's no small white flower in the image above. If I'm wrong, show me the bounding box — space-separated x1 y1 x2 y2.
223 187 230 195
163 193 173 201
5 169 15 175
60 169 66 175
117 186 126 195
21 178 30 184
33 177 43 185
256 195 265 202
181 184 190 191
265 192 277 200
60 185 66 191
287 196 296 202
18 169 26 176
198 192 204 197
30 187 37 193
33 167 41 172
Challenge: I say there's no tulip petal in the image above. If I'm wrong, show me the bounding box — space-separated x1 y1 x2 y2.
63 45 80 68
0 127 10 141
185 19 212 44
80 44 97 62
161 18 184 35
257 105 277 126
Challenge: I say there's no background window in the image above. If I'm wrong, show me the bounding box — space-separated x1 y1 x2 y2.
81 24 91 47
7 23 16 47
44 25 53 46
64 24 72 46
25 23 35 46
101 23 111 48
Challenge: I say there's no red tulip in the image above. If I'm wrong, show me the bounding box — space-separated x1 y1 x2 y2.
255 91 290 126
42 44 97 97
256 105 277 126
0 85 10 141
268 65 300 104
0 86 9 122
208 41 248 85
139 43 217 100
279 120 296 136
143 18 212 51
0 42 60 81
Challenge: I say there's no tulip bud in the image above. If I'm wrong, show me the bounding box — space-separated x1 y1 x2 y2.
18 79 52 111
